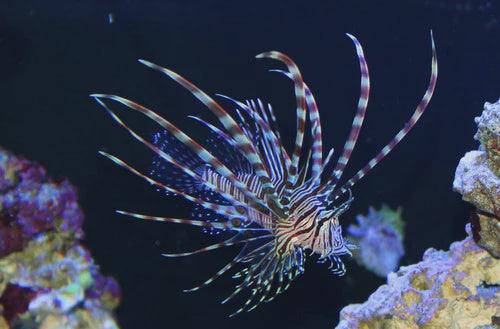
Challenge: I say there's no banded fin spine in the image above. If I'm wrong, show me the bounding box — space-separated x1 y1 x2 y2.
100 151 242 219
256 51 307 211
91 94 275 216
329 31 438 200
217 94 289 185
322 33 370 194
138 59 285 216
93 97 253 213
269 69 323 179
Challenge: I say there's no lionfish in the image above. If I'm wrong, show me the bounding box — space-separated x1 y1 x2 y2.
92 32 437 316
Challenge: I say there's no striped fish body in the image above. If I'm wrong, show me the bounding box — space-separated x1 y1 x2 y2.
93 31 437 316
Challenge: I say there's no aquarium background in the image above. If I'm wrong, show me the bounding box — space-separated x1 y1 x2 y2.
0 0 498 328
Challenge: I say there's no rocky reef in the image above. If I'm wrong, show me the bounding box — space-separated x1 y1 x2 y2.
347 205 405 277
337 225 499 329
336 99 500 328
0 147 120 328
453 99 499 257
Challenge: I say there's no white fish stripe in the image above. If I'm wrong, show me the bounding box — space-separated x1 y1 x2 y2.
91 94 278 216
99 152 244 219
96 32 438 315
319 33 370 195
184 261 238 292
162 235 273 257
202 168 275 228
331 30 438 200
138 59 283 211
257 51 307 200
218 94 290 183
116 210 230 229
93 97 256 212
254 100 287 182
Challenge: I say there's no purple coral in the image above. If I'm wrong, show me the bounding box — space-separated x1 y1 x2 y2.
86 271 122 309
0 148 83 257
347 205 405 277
0 147 120 327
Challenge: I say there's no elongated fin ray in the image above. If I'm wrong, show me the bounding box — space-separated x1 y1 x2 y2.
322 33 370 194
94 32 438 318
256 51 307 210
138 59 284 215
161 235 273 257
117 210 229 229
266 103 291 173
311 147 335 186
100 151 242 219
329 31 438 201
91 94 276 216
297 148 312 186
216 94 290 184
188 115 237 147
183 260 239 292
93 97 252 213
187 116 253 175
269 69 323 179
254 99 290 181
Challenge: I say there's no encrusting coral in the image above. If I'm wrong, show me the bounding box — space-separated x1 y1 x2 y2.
0 147 120 328
336 225 499 329
336 99 500 328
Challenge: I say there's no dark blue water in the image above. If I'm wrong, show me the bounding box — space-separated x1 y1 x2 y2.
0 1 498 328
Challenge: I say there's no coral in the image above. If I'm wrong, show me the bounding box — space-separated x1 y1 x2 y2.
453 99 499 258
0 148 83 257
336 225 500 329
0 147 120 328
347 205 405 277
336 100 500 329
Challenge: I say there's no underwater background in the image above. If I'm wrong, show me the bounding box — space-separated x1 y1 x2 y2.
0 0 498 328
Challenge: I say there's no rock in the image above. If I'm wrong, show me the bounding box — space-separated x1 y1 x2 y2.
453 99 500 258
453 150 500 216
474 99 500 176
336 225 499 329
0 147 121 328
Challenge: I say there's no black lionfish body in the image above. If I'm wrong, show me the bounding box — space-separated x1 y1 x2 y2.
93 32 437 316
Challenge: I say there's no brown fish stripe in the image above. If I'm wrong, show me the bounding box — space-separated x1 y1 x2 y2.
93 97 259 215
92 94 277 216
322 34 370 192
330 31 438 200
96 31 438 316
256 51 307 210
218 95 290 190
99 151 243 219
271 70 323 177
138 60 284 213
